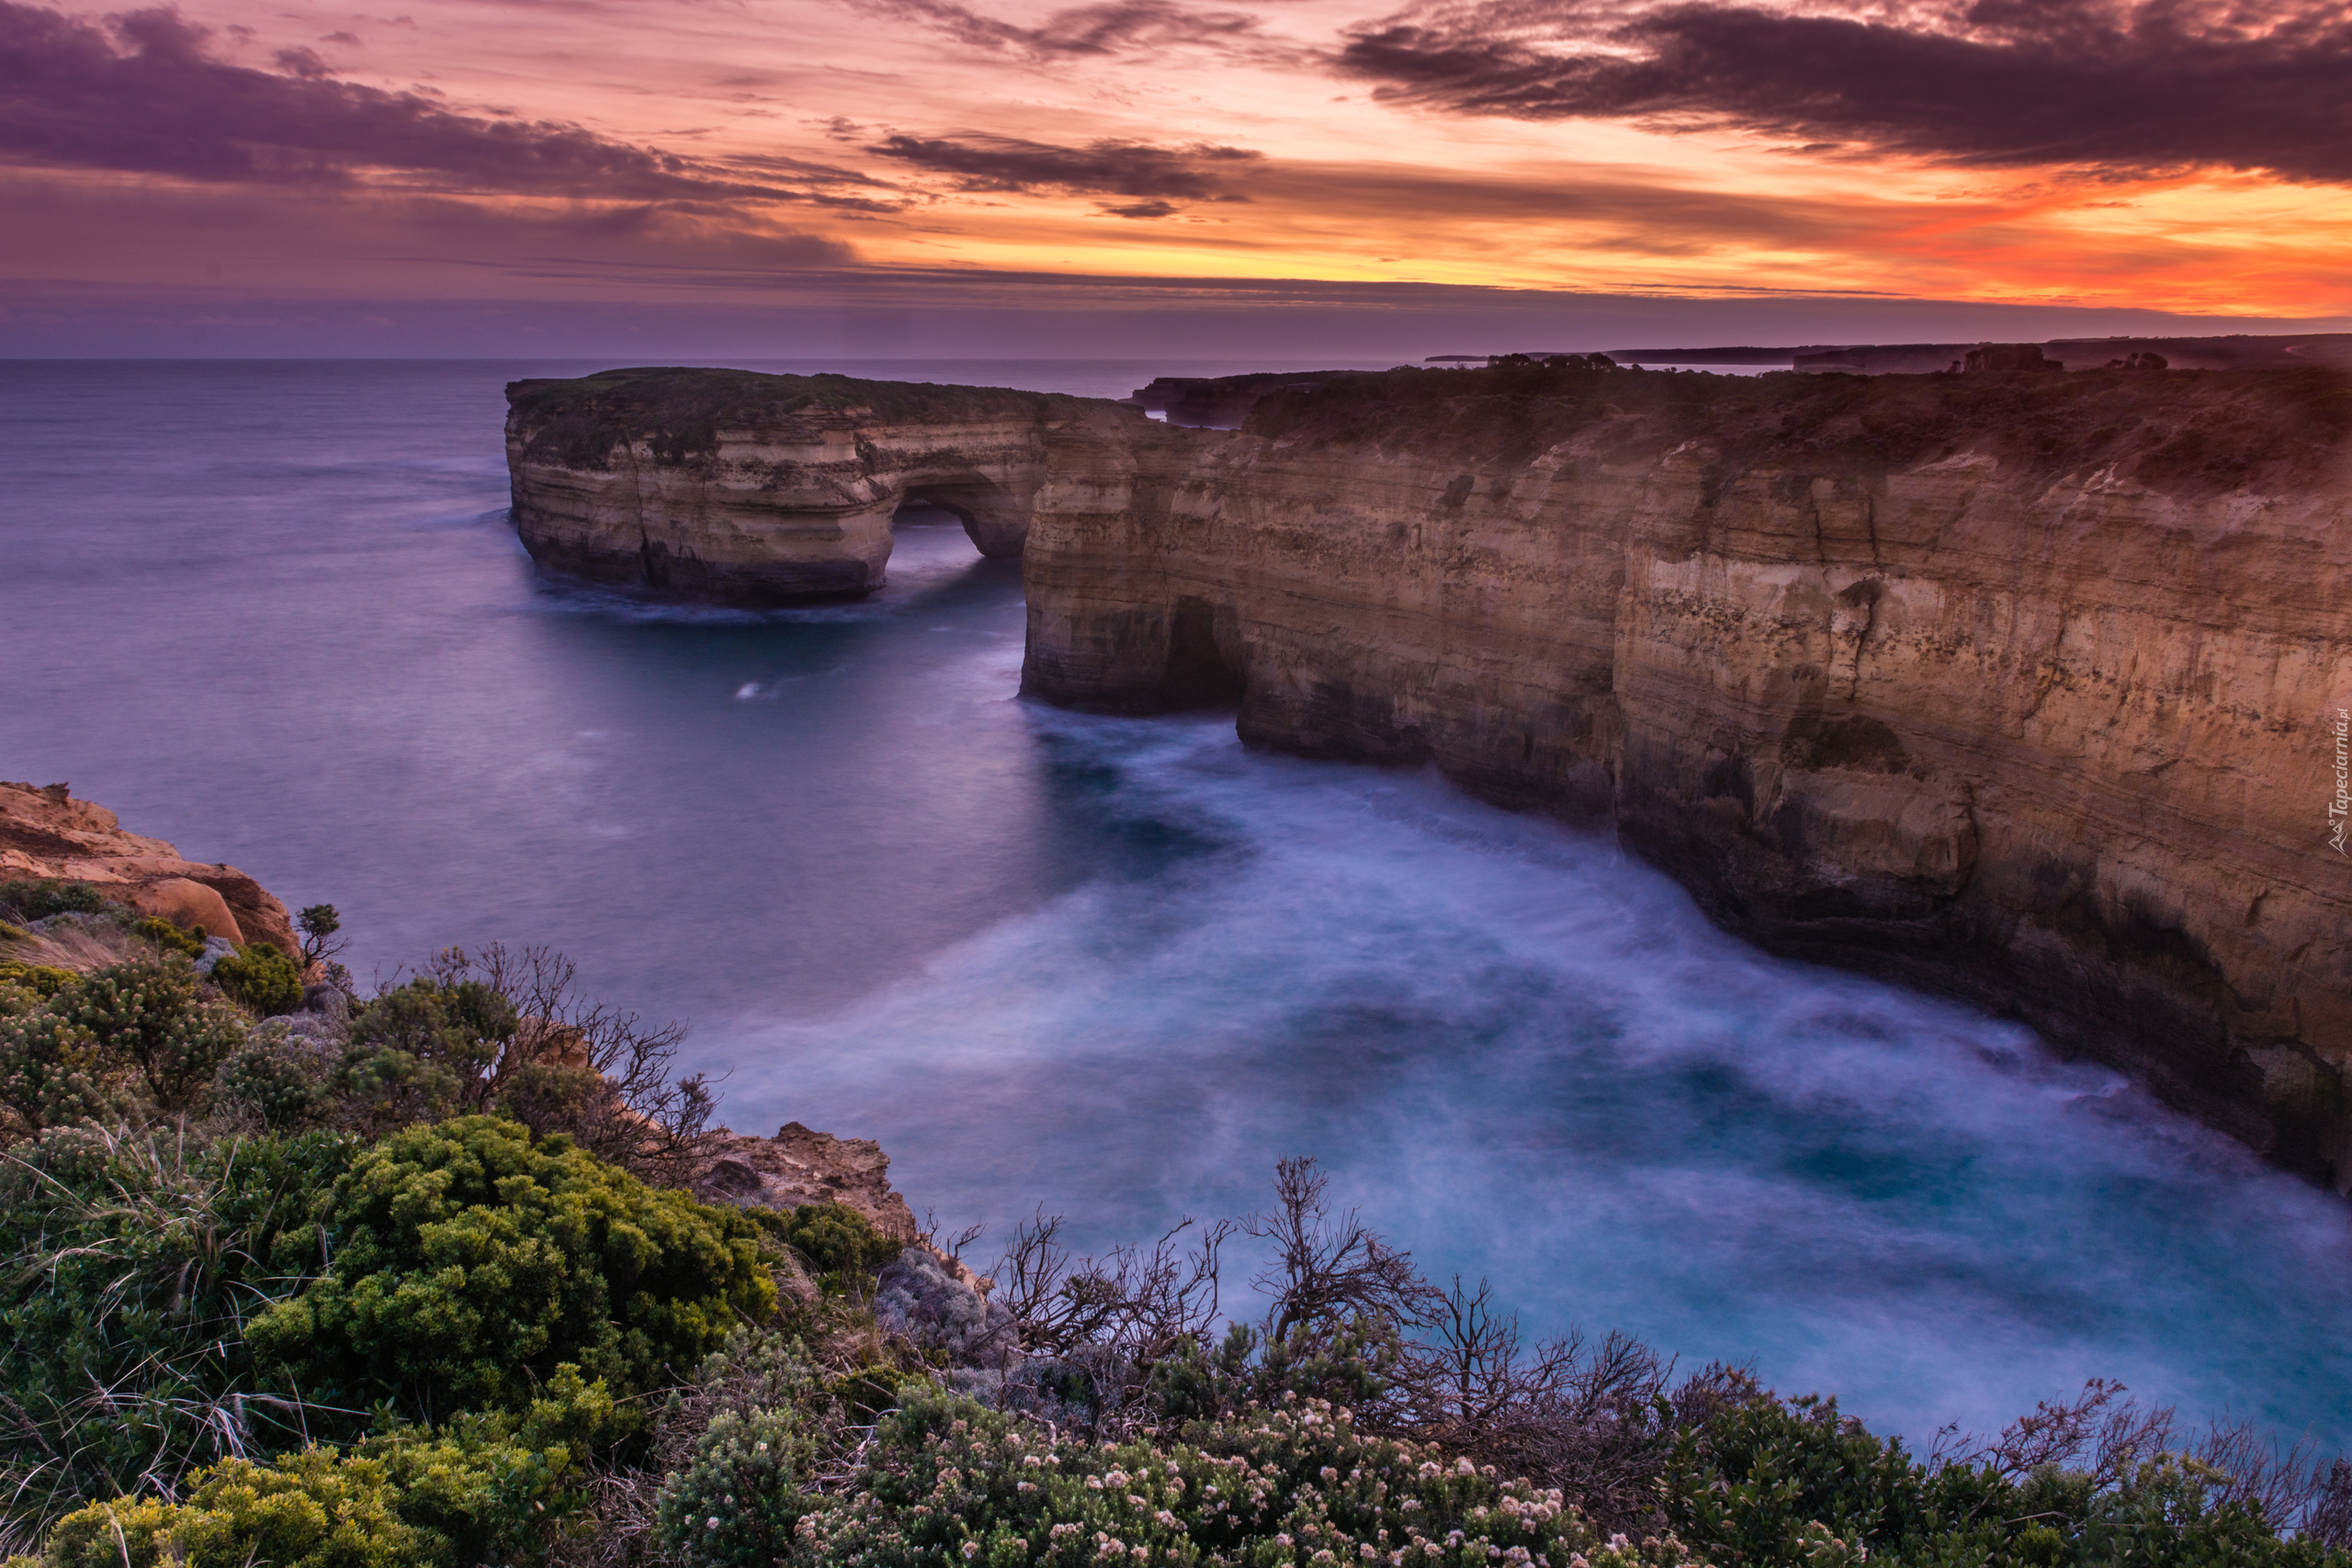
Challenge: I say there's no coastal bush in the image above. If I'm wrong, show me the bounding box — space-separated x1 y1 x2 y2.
1660 1393 2345 1566
776 1200 905 1287
34 1384 610 1568
39 1450 422 1568
790 1386 1699 1568
209 940 306 1016
247 1115 775 1428
0 957 252 1127
60 957 250 1110
652 1405 813 1568
132 915 206 959
213 1033 333 1130
0 1125 356 1551
0 879 106 922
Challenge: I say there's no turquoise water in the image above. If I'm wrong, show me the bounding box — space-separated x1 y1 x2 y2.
2 356 2346 1452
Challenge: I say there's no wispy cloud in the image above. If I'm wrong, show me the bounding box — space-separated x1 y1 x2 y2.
1333 0 2352 182
869 132 1261 210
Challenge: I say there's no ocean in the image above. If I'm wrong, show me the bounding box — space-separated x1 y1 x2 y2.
4 355 2347 1452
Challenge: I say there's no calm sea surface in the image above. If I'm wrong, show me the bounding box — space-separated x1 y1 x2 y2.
4 357 2348 1450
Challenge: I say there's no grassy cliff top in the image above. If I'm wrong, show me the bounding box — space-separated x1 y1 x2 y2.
1241 362 2352 498
504 366 1107 469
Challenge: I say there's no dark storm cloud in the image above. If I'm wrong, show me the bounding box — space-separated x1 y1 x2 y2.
1333 0 2352 182
0 0 860 199
870 134 1261 203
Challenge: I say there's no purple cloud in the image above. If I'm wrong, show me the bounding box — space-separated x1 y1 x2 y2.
0 1 869 199
1333 0 2352 182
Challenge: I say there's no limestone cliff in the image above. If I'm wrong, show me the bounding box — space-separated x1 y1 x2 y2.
1020 365 2352 1185
504 367 1118 604
0 780 300 953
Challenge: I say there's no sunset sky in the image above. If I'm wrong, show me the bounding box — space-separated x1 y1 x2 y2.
5 0 2349 354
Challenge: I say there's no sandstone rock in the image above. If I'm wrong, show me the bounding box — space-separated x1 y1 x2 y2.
136 877 243 942
691 1120 922 1241
1015 363 2352 1186
0 781 301 956
503 368 1125 605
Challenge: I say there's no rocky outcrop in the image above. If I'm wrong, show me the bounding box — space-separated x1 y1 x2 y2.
504 368 1121 604
691 1120 923 1241
0 781 300 953
1130 371 1356 428
1019 363 2352 1186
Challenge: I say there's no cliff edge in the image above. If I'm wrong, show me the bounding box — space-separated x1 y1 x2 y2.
0 780 300 953
504 367 1135 604
1020 364 2352 1184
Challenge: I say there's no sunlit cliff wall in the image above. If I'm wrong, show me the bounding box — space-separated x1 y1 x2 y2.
1022 367 2352 1183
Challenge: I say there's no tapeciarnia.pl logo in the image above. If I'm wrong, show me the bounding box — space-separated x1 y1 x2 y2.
2332 707 2349 855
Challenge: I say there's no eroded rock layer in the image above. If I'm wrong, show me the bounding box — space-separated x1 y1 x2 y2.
505 367 1116 604
1019 365 2352 1183
1 780 300 953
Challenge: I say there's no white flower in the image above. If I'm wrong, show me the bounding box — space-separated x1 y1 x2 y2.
706 1517 721 1530
1454 1460 1476 1478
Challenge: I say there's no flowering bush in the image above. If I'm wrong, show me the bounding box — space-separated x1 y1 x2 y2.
791 1388 1698 1568
0 957 247 1131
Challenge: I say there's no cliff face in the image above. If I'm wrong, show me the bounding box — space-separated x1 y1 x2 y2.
1021 366 2352 1184
504 367 1121 604
0 780 300 953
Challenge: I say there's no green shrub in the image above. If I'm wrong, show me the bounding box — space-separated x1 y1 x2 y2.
0 959 249 1130
248 1116 775 1428
791 1389 1698 1568
132 916 206 960
654 1405 813 1568
210 941 305 1017
0 1126 356 1551
0 1000 125 1132
214 1035 332 1130
1660 1394 2339 1567
334 973 517 1129
40 1450 421 1568
775 1200 903 1283
0 880 106 922
59 957 249 1112
0 964 75 1003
